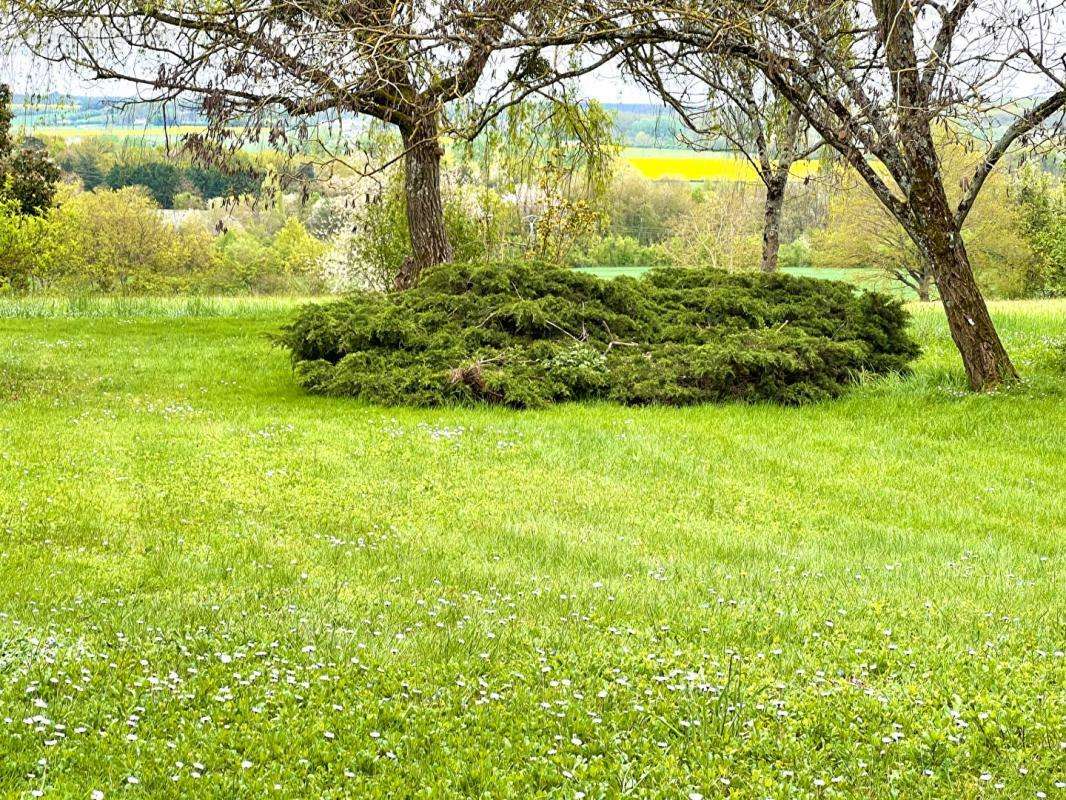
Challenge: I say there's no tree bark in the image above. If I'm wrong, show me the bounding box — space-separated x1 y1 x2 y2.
761 173 787 273
869 0 1018 390
907 192 1018 389
924 236 1017 390
916 269 933 303
394 114 452 290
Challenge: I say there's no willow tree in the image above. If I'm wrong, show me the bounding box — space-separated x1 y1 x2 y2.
8 0 624 287
621 0 1066 390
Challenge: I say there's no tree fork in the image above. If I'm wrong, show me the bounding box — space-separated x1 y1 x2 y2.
760 172 788 273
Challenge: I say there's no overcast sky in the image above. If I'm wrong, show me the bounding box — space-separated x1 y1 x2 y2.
2 48 659 106
4 32 1052 111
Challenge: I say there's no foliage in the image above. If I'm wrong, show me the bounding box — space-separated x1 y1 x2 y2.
810 146 1037 299
61 141 109 190
1017 167 1066 297
455 99 620 265
173 190 207 210
0 85 61 216
810 180 934 297
449 184 518 263
0 184 326 294
57 138 265 207
216 217 327 293
279 261 919 408
305 194 356 241
0 199 50 290
39 186 216 292
606 166 698 244
569 234 672 268
465 99 620 200
0 85 11 155
105 160 183 208
327 175 507 291
272 217 326 276
185 162 262 200
527 181 608 265
778 236 813 269
2 145 61 215
610 103 686 146
658 182 764 270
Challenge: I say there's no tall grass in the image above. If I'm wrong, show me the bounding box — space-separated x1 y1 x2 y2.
0 293 319 319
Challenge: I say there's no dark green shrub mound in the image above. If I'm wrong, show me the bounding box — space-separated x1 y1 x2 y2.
278 262 920 407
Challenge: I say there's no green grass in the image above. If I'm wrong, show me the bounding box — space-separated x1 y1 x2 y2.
0 296 1063 798
575 265 919 298
0 294 315 320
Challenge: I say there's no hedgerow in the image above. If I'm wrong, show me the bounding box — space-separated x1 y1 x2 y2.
278 262 920 407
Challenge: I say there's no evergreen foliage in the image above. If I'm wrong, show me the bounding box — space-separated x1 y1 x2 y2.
0 84 61 216
279 262 920 407
104 161 183 208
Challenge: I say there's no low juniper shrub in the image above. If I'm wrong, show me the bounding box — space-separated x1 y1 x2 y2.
278 262 921 407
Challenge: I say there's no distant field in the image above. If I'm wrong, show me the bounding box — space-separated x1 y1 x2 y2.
25 124 818 184
21 124 208 144
623 148 822 182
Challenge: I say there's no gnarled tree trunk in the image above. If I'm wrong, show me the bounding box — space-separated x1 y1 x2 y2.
907 176 1018 389
869 0 1019 391
921 230 1017 390
394 114 452 290
760 172 788 273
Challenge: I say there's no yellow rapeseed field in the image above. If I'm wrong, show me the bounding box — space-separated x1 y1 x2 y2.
624 147 822 182
24 125 208 141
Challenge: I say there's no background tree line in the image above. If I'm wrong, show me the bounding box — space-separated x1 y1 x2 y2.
4 128 1062 300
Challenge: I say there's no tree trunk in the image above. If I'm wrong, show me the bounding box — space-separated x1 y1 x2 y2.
899 133 1019 390
761 173 787 273
916 269 933 302
394 115 452 290
860 0 1018 391
912 210 1018 389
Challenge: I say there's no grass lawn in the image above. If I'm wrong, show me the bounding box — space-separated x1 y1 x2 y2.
575 265 919 299
0 295 1063 798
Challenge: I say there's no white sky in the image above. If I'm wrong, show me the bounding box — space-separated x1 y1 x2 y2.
2 49 658 105
4 33 1050 108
